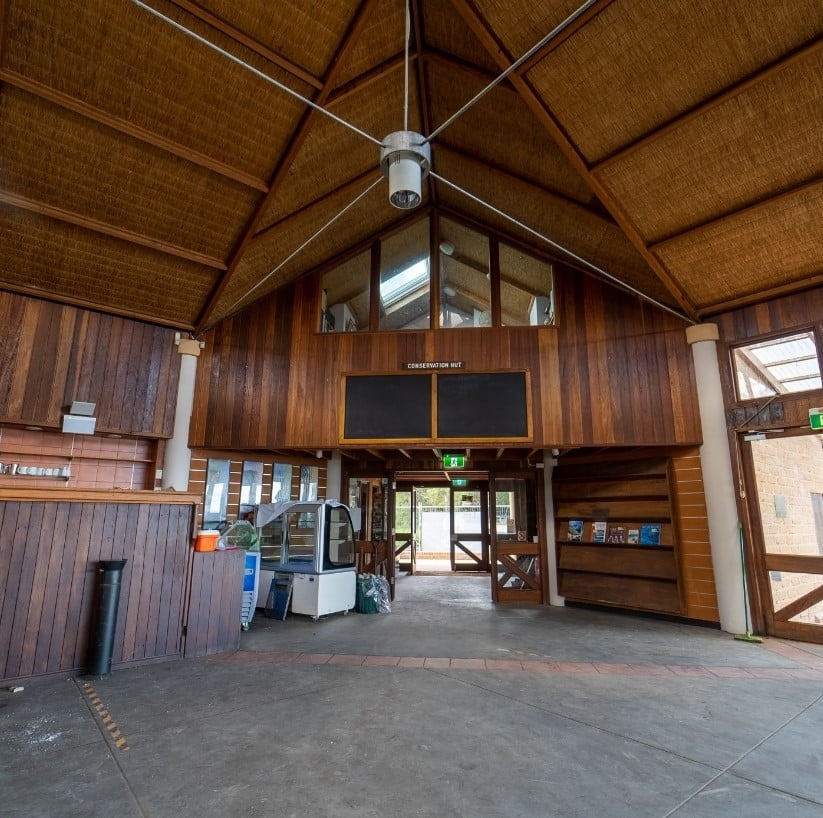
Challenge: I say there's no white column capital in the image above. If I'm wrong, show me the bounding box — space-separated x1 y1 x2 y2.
177 338 202 357
685 323 720 345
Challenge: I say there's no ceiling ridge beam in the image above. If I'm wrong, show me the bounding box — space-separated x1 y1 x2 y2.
0 69 269 192
0 189 227 269
167 0 323 90
195 0 382 333
436 142 614 225
592 35 823 174
649 174 823 252
447 0 697 320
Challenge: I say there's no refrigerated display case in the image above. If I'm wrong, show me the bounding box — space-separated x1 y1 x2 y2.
256 500 356 619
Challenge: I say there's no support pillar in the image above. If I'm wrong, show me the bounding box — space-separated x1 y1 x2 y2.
686 323 746 633
326 451 342 502
162 337 202 492
542 451 564 607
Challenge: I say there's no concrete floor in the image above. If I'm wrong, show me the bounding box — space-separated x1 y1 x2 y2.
3 573 823 817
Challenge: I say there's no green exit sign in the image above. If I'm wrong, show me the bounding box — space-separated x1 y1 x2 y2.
443 453 465 469
811 408 823 430
451 478 468 487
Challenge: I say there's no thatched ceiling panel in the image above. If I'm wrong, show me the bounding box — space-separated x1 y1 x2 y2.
0 208 216 326
655 182 823 311
4 0 310 179
259 73 420 227
332 0 405 87
209 177 401 324
198 0 354 79
320 250 371 311
0 88 259 260
469 0 585 62
596 47 823 243
526 0 823 162
433 152 676 307
420 0 500 74
426 61 592 203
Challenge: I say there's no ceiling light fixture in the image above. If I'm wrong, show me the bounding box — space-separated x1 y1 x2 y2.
380 131 431 210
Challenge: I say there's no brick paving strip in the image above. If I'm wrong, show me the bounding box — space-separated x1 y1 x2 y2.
215 641 823 680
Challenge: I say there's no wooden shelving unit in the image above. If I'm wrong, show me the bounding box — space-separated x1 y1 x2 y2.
554 457 684 616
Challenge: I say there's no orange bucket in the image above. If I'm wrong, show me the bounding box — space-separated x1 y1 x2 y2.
194 530 220 552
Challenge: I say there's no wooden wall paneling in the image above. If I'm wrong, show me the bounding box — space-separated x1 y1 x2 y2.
133 504 162 658
0 292 179 436
32 500 72 675
559 544 677 580
0 296 22 410
4 297 40 420
191 260 703 449
16 502 56 678
184 550 243 658
560 572 682 613
669 450 718 622
556 276 588 443
59 502 100 670
0 502 29 678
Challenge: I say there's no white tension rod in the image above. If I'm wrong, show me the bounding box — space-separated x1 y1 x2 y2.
430 171 693 324
426 0 600 143
129 0 383 147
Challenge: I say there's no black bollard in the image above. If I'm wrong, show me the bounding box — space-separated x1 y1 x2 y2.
86 559 128 678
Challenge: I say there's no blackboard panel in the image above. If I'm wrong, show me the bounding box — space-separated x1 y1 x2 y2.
344 374 432 440
437 372 528 438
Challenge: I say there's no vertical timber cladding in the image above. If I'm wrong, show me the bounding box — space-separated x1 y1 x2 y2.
341 371 530 443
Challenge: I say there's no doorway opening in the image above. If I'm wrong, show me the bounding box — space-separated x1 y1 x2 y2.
743 430 823 643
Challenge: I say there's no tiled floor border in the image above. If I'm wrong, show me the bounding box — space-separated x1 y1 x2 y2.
216 645 823 680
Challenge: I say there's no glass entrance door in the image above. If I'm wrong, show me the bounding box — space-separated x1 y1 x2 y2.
449 486 490 571
394 487 416 574
746 432 823 643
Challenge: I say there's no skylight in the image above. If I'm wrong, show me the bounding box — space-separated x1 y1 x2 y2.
734 330 822 400
380 257 429 307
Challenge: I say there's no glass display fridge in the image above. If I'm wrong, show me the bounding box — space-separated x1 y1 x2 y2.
256 500 356 619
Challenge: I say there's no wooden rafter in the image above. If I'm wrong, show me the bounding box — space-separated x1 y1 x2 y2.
252 167 379 242
0 190 226 270
435 142 614 226
195 0 381 333
326 51 411 106
699 273 823 319
447 0 698 321
0 69 268 192
168 0 324 90
591 34 823 174
649 175 823 252
424 47 519 96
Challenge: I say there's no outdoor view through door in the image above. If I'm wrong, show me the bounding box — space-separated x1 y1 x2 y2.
390 476 545 603
746 432 823 642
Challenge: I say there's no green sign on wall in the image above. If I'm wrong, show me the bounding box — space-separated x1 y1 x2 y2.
811 407 823 430
443 453 465 469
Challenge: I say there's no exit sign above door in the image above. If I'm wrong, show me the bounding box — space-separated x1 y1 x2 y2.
443 453 465 469
811 407 823 430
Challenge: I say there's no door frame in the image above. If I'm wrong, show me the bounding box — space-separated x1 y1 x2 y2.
449 482 491 571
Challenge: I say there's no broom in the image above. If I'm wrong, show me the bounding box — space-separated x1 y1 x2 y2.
734 522 763 643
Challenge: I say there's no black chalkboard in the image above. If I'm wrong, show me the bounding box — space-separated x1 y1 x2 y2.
437 372 528 438
343 374 432 440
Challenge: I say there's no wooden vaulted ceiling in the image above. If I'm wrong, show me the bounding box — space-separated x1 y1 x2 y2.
0 0 821 332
